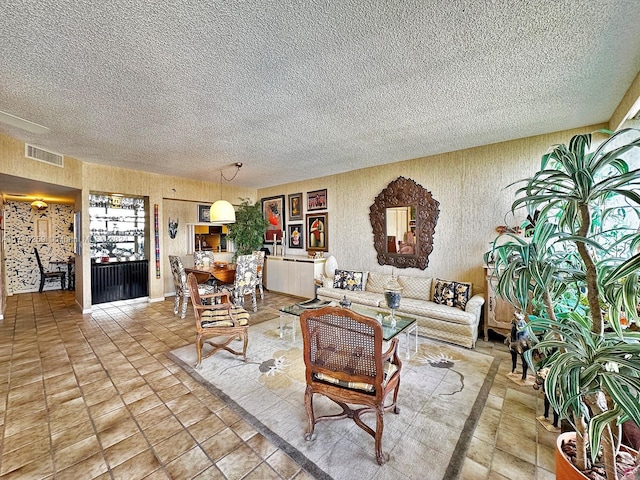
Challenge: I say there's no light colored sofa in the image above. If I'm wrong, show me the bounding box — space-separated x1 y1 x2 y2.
316 270 485 349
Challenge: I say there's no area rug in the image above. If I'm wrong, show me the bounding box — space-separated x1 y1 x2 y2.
167 317 501 480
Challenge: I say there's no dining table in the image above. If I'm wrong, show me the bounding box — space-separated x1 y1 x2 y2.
185 263 236 286
50 258 75 290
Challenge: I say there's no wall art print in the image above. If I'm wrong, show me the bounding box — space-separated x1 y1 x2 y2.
262 195 285 243
288 224 303 249
306 189 327 211
306 213 328 252
288 193 303 221
197 204 211 223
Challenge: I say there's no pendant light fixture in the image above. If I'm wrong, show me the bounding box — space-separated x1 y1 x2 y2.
31 198 48 210
210 163 242 224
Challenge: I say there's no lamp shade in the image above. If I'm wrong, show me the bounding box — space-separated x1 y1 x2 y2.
210 200 236 224
324 255 338 277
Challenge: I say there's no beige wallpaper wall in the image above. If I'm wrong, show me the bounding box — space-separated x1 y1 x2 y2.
258 124 607 295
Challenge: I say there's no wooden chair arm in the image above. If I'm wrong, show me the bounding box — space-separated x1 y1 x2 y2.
381 337 400 363
200 290 231 303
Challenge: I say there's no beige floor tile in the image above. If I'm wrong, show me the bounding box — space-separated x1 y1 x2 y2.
104 432 151 468
165 446 211 479
53 434 102 471
0 436 51 475
153 430 197 464
266 449 301 480
217 444 263 480
110 449 162 479
55 452 109 480
187 414 227 443
459 457 489 480
201 427 244 462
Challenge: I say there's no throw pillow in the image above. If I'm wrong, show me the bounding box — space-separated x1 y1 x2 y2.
366 272 388 294
433 278 471 310
333 270 366 291
398 275 432 300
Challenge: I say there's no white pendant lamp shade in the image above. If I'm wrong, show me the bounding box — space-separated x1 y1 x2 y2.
210 200 236 224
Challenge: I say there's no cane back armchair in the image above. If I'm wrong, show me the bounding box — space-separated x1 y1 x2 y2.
300 306 402 465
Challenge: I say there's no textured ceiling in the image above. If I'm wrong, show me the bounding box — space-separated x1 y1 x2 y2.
1 0 640 190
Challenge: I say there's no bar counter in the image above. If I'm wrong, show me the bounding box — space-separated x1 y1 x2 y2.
91 259 149 304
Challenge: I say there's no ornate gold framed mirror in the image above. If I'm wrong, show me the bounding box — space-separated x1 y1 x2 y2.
369 176 439 270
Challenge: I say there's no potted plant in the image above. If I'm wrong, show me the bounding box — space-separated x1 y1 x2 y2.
489 128 640 479
227 198 267 260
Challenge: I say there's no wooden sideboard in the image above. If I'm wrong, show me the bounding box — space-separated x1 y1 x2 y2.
265 256 326 299
484 266 516 341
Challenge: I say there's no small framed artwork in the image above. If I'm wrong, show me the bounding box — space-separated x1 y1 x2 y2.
36 218 50 243
262 195 285 243
288 224 303 249
307 189 327 211
197 204 211 223
306 213 328 252
288 193 303 221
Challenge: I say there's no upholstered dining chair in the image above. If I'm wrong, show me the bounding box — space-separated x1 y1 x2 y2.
194 250 215 268
252 250 266 299
169 255 216 318
299 306 402 465
34 247 66 293
186 273 249 368
220 254 259 312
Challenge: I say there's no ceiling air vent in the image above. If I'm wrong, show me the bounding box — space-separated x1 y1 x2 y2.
25 144 64 167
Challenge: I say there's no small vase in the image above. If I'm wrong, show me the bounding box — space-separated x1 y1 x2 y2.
384 276 402 328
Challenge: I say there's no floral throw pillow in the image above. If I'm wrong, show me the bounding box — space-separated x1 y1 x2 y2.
433 278 471 310
333 270 366 291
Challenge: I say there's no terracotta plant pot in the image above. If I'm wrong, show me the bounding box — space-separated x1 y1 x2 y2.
556 431 640 480
556 432 587 480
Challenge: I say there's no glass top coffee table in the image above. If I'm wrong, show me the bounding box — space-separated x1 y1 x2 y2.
278 300 418 359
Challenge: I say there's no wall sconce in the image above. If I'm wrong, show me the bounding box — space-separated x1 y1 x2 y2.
31 199 48 210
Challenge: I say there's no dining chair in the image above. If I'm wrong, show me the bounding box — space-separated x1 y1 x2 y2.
299 305 402 465
220 254 258 312
252 250 266 299
194 251 215 267
34 248 66 293
169 255 216 318
186 273 249 368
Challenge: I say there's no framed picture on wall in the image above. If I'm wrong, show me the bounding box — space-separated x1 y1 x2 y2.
307 189 327 211
306 213 328 252
197 204 211 223
262 195 285 243
288 193 303 221
36 218 50 243
288 224 303 249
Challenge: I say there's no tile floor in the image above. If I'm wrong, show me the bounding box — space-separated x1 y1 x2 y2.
0 289 557 479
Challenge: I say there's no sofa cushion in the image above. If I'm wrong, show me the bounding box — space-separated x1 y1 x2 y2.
366 272 388 294
398 275 432 301
317 287 382 307
400 298 477 325
433 278 471 310
333 270 367 291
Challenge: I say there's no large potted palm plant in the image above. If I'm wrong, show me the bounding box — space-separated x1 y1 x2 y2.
489 128 640 480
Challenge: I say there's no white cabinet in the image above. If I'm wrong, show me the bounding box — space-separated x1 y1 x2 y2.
265 256 326 298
